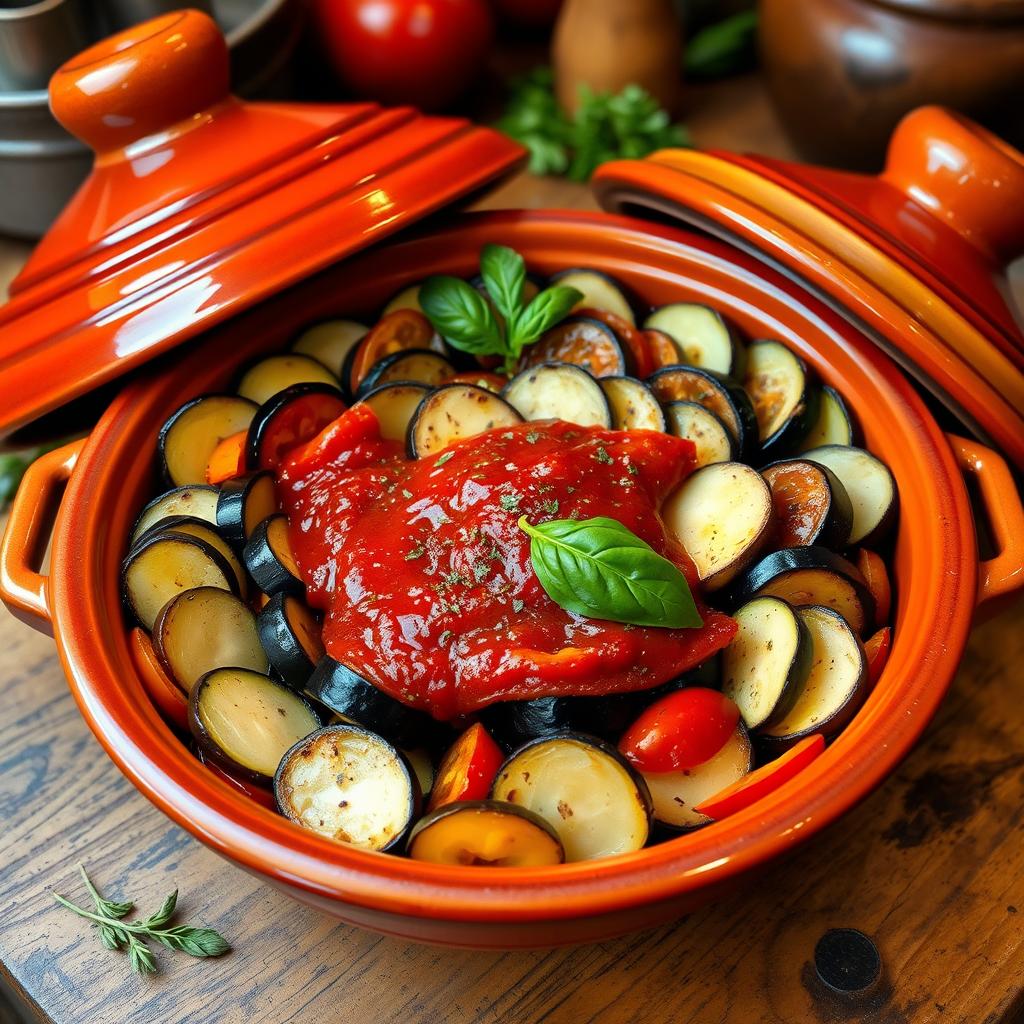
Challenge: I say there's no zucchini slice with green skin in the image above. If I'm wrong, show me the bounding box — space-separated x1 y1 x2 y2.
130 484 220 545
798 385 859 451
643 303 744 376
721 597 812 730
662 462 773 591
191 667 320 784
642 722 752 831
407 800 564 867
742 340 819 457
236 353 339 406
291 320 367 375
407 383 524 458
355 348 456 399
358 382 431 443
122 532 238 630
158 394 258 488
503 363 612 428
521 317 629 378
154 586 268 690
552 268 635 325
599 377 666 431
275 724 418 851
216 471 278 548
664 401 736 467
727 545 875 636
242 514 304 597
490 733 652 862
800 445 898 547
257 592 324 690
133 517 247 598
245 383 346 472
761 458 854 550
760 605 868 747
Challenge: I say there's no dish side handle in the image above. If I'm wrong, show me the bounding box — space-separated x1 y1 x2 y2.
0 439 83 635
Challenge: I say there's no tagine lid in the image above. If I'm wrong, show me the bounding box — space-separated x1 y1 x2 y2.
0 9 526 443
592 106 1024 468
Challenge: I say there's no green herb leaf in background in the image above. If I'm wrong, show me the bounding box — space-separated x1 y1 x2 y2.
684 10 759 80
518 514 703 629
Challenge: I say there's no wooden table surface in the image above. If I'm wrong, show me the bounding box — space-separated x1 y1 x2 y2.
2 75 1023 1024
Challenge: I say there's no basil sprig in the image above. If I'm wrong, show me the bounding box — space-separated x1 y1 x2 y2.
519 515 702 629
420 244 582 376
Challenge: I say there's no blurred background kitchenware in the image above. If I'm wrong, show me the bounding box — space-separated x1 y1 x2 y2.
93 0 212 35
0 0 89 90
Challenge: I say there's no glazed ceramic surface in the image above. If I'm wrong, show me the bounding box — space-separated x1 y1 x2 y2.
4 210 1023 947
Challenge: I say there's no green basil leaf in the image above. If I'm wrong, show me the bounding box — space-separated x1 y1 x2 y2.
508 285 583 354
419 275 505 357
518 515 702 629
480 244 526 322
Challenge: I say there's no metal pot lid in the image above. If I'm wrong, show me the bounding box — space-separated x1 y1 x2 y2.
0 9 525 442
592 106 1024 468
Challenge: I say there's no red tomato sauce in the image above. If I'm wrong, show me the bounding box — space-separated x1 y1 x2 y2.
277 406 735 720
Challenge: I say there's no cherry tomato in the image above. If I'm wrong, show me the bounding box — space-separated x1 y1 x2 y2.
619 687 741 772
312 0 494 112
428 722 505 810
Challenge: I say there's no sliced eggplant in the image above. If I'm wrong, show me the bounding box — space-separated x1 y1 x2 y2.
291 320 367 374
761 458 854 550
643 722 752 831
521 317 629 377
130 485 220 545
800 445 898 547
644 304 743 376
355 349 456 399
158 395 258 487
349 309 444 393
243 514 303 597
358 382 431 443
216 471 278 548
728 546 875 636
490 733 652 862
191 667 320 783
133 517 247 598
245 383 346 472
407 383 523 458
662 462 773 590
257 592 324 690
599 377 666 432
742 340 818 456
648 365 757 460
407 800 564 867
236 354 339 406
721 597 812 730
664 401 736 468
122 532 237 630
503 363 612 428
798 385 858 451
154 587 268 690
552 268 635 325
382 283 423 316
274 723 417 850
760 605 868 745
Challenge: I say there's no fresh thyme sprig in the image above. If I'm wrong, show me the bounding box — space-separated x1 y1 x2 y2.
53 864 230 975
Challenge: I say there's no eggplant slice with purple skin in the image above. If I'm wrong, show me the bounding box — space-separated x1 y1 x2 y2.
243 514 304 597
407 383 523 458
503 363 612 428
599 376 666 432
130 484 221 545
760 458 854 550
664 401 736 468
257 592 324 691
520 316 630 377
742 340 819 459
798 384 859 451
158 394 258 488
358 382 431 443
354 348 457 399
245 382 346 472
132 516 248 598
216 471 279 548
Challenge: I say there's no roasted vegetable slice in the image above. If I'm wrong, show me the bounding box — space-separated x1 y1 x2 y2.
237 354 339 406
349 309 444 393
664 401 736 467
359 382 431 443
128 627 190 731
195 748 276 810
242 514 303 597
216 471 278 548
205 430 247 484
382 283 424 316
798 385 858 451
428 723 505 810
133 516 247 597
292 320 367 374
521 317 629 377
503 363 612 428
158 395 258 487
130 485 220 544
761 458 854 549
643 328 684 370
552 268 635 325
599 377 666 432
857 549 892 627
355 349 456 398
407 383 523 458
257 592 324 690
246 383 346 471
644 303 743 376
742 340 818 456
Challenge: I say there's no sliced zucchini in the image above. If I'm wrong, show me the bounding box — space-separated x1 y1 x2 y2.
800 445 898 547
407 800 564 867
257 592 324 690
761 458 854 549
760 605 868 745
243 514 303 597
122 533 237 630
292 320 367 374
662 462 773 590
237 354 339 407
599 377 666 432
358 382 431 443
490 734 651 862
721 597 812 730
245 383 346 472
355 349 455 399
642 722 752 830
158 395 258 487
274 724 417 850
154 587 268 690
798 385 858 451
729 546 875 636
133 517 247 598
742 340 818 456
216 471 278 548
521 317 629 377
191 667 320 783
644 304 743 376
552 268 635 325
382 283 423 316
503 363 612 428
407 383 523 458
664 401 736 468
130 485 220 545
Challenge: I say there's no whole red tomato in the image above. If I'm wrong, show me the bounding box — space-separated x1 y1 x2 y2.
313 0 494 111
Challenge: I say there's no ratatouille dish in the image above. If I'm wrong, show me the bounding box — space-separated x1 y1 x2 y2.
121 245 897 867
